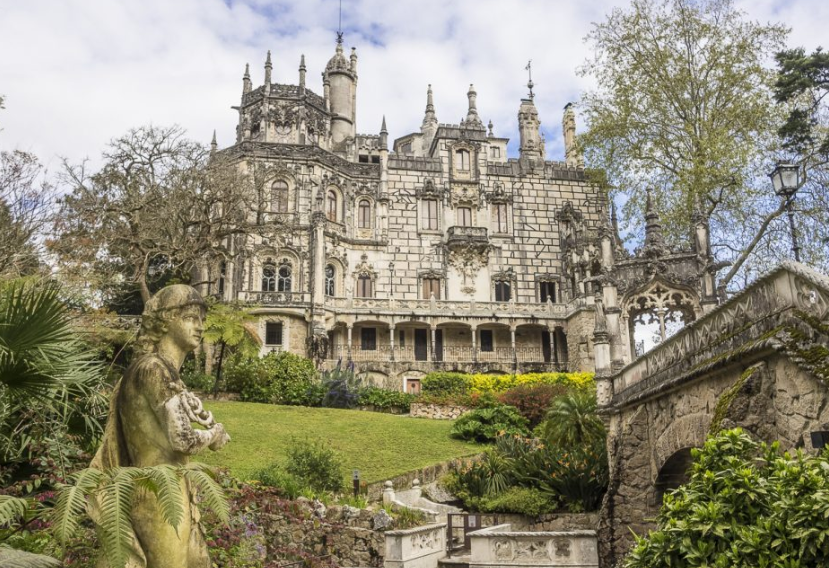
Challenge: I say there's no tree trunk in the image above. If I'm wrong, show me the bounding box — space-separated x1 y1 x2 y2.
212 341 227 396
138 272 151 305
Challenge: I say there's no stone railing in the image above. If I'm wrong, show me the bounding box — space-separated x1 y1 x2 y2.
328 344 560 365
238 290 311 305
326 296 567 317
607 262 829 407
446 226 488 247
469 525 598 568
384 523 446 568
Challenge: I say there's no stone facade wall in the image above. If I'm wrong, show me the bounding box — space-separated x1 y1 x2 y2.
410 403 471 420
565 307 594 373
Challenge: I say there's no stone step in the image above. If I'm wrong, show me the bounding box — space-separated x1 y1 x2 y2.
439 553 471 568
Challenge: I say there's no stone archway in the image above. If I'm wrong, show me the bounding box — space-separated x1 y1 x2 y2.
653 448 694 506
653 413 710 473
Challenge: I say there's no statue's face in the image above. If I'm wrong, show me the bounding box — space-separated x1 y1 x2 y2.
167 306 205 352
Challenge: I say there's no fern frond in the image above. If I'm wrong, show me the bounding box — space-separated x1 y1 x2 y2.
51 468 105 544
0 495 31 526
98 467 140 568
142 465 185 532
184 463 229 522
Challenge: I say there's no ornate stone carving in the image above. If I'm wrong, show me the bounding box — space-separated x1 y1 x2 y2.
493 539 513 560
447 242 490 282
514 539 551 560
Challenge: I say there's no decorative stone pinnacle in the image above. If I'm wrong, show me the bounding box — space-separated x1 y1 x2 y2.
488 120 494 136
525 60 534 99
243 63 250 78
380 115 387 134
300 54 306 69
426 84 435 112
265 50 272 68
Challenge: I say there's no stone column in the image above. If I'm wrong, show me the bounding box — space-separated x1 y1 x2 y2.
346 324 353 361
549 325 557 367
430 325 437 362
510 325 517 365
471 325 478 363
389 323 396 362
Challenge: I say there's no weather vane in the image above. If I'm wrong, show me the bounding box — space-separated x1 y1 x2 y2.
525 60 534 99
337 0 343 43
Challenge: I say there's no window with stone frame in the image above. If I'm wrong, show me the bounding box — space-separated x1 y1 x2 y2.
325 264 336 296
493 203 509 233
271 180 289 213
326 190 338 222
262 261 276 292
398 329 405 347
358 199 372 229
422 199 439 230
479 329 494 352
421 277 441 300
356 274 374 298
277 263 292 292
265 322 283 346
539 280 556 303
361 327 377 351
456 149 470 171
494 280 511 302
490 146 501 159
457 207 472 227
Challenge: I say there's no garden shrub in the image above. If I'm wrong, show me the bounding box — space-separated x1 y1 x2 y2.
319 362 362 408
224 352 318 405
498 383 570 428
357 387 416 412
421 372 470 396
476 487 558 517
252 464 306 499
624 428 829 568
285 438 344 493
541 391 605 447
450 405 529 443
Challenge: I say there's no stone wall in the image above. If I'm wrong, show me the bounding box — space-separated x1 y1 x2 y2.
410 403 470 420
366 454 482 502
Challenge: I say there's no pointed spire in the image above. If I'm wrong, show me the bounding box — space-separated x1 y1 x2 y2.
421 84 438 130
426 84 435 113
379 116 388 150
264 50 272 95
465 84 483 128
242 63 252 95
299 54 306 90
210 130 217 153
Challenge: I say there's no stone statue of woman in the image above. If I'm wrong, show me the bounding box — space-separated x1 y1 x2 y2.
91 285 230 568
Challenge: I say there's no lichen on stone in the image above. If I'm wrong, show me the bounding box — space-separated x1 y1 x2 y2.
709 365 760 434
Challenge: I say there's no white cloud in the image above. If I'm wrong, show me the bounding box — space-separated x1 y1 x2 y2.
0 0 825 172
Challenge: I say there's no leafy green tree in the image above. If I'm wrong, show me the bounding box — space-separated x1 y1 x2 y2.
542 391 605 448
775 47 829 159
624 428 829 567
0 281 106 480
579 0 799 290
203 301 259 393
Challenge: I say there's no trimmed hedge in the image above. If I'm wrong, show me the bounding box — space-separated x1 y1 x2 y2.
422 371 594 396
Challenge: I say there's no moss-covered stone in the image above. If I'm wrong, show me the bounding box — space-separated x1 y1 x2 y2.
709 365 760 435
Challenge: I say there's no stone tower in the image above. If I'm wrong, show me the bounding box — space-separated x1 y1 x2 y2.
518 89 544 163
324 36 358 154
562 102 583 167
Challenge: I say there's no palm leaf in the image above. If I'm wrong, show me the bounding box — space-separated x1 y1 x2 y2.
51 467 105 545
184 463 229 521
0 495 30 526
98 468 140 568
141 465 185 531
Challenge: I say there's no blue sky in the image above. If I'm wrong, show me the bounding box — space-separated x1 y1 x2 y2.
0 0 826 170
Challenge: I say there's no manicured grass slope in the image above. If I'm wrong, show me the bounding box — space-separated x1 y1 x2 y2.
198 401 480 483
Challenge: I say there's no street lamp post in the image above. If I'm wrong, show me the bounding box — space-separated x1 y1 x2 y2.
769 163 802 262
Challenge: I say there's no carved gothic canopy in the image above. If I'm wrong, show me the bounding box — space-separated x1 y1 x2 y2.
416 178 443 199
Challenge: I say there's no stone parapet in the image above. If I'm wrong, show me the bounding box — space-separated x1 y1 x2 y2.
384 524 447 568
469 525 598 568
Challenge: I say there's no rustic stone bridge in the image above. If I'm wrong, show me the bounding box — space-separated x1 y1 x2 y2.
594 262 829 566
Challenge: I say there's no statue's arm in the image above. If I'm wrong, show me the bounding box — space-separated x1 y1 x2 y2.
137 359 229 454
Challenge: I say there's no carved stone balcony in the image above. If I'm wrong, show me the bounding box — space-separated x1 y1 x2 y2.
446 226 488 249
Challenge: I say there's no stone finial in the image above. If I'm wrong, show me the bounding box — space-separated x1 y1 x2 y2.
641 190 668 258
379 116 388 150
563 102 582 167
350 46 358 73
210 130 217 153
465 84 483 128
242 63 251 95
426 84 435 113
487 120 494 137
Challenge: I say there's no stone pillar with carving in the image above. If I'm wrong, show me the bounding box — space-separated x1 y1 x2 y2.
593 298 613 408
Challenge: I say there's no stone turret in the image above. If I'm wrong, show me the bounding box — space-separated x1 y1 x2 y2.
464 84 484 129
563 103 583 167
379 115 388 150
640 191 668 258
324 36 358 153
421 84 438 152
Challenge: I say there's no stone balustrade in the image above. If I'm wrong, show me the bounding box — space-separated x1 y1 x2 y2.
384 523 447 568
469 525 598 568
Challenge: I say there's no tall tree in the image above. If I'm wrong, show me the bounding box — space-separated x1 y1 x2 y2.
52 125 259 305
0 150 53 278
579 0 800 291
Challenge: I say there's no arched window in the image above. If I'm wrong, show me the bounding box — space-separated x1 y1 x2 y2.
356 274 373 298
456 149 470 171
325 264 336 296
358 199 372 229
277 263 292 292
262 261 276 292
271 180 289 213
326 190 338 222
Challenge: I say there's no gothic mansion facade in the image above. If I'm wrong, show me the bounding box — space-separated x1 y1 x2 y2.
207 40 719 391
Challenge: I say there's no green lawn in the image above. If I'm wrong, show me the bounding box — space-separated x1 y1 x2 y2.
198 401 481 483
